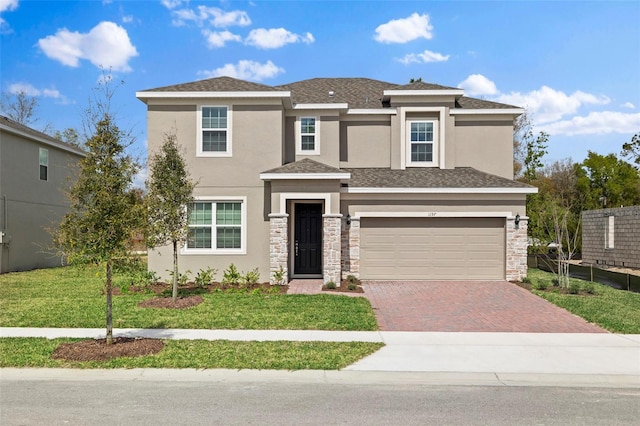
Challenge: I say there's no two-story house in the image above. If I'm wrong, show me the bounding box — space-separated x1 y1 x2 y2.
137 77 536 284
0 115 85 273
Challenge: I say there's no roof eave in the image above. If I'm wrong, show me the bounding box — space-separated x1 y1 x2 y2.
292 103 349 110
136 91 291 101
260 172 351 181
383 89 465 97
450 108 524 115
342 187 538 194
0 123 86 157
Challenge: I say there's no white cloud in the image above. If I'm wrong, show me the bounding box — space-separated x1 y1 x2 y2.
245 28 314 49
38 21 138 72
374 13 433 44
397 49 449 65
495 86 610 123
199 60 284 81
622 102 636 109
122 15 133 23
161 0 182 9
458 74 498 96
0 0 18 12
202 29 241 48
539 111 640 136
171 6 250 28
8 82 70 104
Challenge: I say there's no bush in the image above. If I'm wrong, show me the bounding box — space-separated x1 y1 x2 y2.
272 266 286 285
551 278 560 287
194 267 217 287
533 280 549 291
521 276 531 284
325 281 337 289
346 274 359 285
243 268 260 285
583 282 596 294
167 269 191 286
347 283 357 291
222 263 242 286
568 282 581 294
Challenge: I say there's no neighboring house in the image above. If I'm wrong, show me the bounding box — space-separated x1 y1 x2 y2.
582 206 640 269
0 115 85 273
137 77 536 283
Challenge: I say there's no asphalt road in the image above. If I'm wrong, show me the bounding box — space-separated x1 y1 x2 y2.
2 371 639 425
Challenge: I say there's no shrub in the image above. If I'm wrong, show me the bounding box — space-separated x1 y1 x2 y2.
325 281 337 289
272 266 286 285
568 282 581 294
551 278 560 287
243 268 261 285
167 269 191 286
533 280 549 291
347 283 357 291
346 274 359 284
194 267 217 287
521 276 531 284
583 282 596 294
222 263 242 286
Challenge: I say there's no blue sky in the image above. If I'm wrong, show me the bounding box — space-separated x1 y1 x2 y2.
2 0 639 185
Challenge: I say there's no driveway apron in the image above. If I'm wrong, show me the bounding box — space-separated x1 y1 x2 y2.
361 281 607 333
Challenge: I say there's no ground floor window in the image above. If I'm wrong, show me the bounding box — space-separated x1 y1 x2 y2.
186 200 243 252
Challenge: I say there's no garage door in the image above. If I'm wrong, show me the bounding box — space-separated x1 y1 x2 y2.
360 217 505 280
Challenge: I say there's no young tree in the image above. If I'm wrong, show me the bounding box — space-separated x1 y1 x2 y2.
145 131 196 301
576 151 640 209
53 127 82 148
52 78 140 345
1 89 39 126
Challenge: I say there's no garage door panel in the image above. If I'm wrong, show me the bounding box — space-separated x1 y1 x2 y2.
360 217 505 280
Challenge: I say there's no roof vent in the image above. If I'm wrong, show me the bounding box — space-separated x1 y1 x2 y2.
328 91 335 97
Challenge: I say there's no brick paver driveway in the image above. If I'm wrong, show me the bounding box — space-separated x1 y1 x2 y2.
362 281 606 333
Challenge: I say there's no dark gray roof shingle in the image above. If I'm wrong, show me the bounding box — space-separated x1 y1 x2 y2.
141 76 284 93
343 167 533 189
387 81 460 91
262 158 345 175
0 115 85 155
456 96 519 110
275 78 396 109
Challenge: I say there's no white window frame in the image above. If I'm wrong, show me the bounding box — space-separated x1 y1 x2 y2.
605 215 615 249
39 148 48 181
182 196 247 255
296 116 320 155
406 119 438 167
197 105 232 157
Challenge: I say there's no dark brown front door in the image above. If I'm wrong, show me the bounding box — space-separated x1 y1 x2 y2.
294 203 322 275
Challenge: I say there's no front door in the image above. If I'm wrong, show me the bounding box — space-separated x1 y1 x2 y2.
294 203 322 275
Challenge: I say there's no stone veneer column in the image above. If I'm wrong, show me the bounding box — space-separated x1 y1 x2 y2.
323 214 342 284
506 216 528 281
269 213 288 284
341 217 360 279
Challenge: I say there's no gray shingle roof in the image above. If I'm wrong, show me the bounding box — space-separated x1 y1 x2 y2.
0 115 85 155
140 77 522 110
343 167 534 189
275 78 395 109
262 158 345 174
140 76 284 93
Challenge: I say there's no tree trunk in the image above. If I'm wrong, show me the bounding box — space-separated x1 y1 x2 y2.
106 260 113 345
172 240 178 302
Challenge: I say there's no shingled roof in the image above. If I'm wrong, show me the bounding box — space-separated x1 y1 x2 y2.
0 115 85 155
139 77 521 110
261 158 345 175
343 167 534 189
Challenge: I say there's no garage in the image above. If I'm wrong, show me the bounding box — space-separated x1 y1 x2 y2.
359 217 505 280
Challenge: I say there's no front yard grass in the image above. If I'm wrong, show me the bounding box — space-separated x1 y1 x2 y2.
0 338 383 369
0 265 378 331
525 268 640 334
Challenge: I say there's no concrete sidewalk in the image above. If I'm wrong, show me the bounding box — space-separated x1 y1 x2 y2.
2 327 639 387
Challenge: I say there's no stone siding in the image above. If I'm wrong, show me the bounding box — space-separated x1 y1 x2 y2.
582 206 640 269
269 214 289 284
341 217 360 279
323 214 342 284
506 216 528 281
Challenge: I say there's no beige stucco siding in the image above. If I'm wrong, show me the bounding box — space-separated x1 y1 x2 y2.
454 118 514 179
270 180 341 215
339 121 391 168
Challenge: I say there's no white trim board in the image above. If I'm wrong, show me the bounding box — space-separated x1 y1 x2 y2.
342 187 538 194
277 193 332 215
354 211 514 219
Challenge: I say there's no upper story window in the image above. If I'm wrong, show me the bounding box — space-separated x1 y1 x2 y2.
198 106 232 157
297 117 319 155
39 148 48 181
185 199 245 254
406 119 438 166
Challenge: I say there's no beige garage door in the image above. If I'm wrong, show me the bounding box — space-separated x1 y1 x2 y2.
360 217 505 280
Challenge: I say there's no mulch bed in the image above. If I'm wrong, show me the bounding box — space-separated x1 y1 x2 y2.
515 281 596 296
52 337 164 362
322 280 365 293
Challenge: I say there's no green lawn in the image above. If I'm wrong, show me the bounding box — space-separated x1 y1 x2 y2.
0 265 378 331
0 338 383 369
525 268 640 334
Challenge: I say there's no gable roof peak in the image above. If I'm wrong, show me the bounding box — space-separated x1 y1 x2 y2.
141 76 281 93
